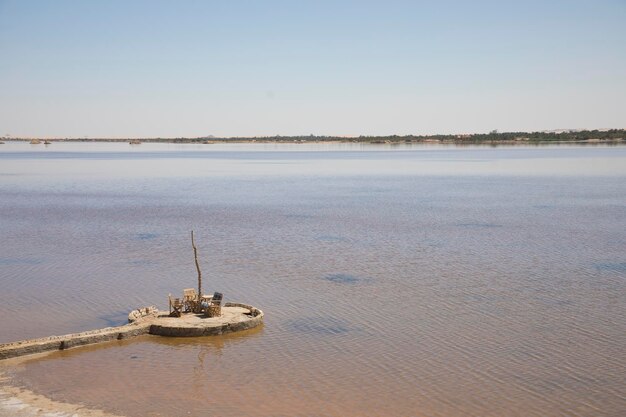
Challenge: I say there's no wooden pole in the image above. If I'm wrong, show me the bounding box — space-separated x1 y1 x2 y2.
191 231 202 304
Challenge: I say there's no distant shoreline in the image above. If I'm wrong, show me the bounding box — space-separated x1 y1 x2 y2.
2 128 625 146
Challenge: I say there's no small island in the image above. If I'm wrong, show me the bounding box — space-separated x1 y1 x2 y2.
0 231 263 360
0 303 263 360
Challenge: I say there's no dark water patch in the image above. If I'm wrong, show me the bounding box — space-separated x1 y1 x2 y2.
324 273 364 284
97 310 130 327
0 258 44 266
456 222 503 228
422 238 445 248
594 262 626 273
136 233 159 240
287 317 355 335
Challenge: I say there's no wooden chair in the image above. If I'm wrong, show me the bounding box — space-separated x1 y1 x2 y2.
210 292 223 306
205 292 223 318
168 294 183 317
183 288 198 313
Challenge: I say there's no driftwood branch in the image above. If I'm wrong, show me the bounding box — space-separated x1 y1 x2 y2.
191 230 202 300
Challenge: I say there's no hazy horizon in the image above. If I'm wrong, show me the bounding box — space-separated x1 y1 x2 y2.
1 0 625 138
2 127 626 141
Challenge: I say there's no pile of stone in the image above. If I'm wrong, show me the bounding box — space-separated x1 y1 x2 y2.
128 306 159 323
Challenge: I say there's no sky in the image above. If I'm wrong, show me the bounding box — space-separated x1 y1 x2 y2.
0 0 625 138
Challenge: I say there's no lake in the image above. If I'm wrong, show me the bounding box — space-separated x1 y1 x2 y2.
1 142 625 417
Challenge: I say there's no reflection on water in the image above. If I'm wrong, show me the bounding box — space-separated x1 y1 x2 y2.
1 142 626 417
2 141 626 182
10 330 265 417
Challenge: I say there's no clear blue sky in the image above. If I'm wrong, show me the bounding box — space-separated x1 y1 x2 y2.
1 0 624 138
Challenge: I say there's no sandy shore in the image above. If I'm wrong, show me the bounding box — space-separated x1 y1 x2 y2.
0 374 122 417
0 304 262 416
0 349 122 417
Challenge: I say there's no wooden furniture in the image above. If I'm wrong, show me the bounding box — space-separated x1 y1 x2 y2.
168 294 184 317
211 292 223 305
205 292 223 318
183 288 198 313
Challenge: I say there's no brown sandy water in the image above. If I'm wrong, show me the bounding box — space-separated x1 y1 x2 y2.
1 142 625 416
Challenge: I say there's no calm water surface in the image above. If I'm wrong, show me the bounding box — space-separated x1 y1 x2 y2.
1 142 625 417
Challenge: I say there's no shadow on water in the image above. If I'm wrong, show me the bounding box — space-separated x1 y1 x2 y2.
97 310 130 327
16 325 265 366
146 323 265 350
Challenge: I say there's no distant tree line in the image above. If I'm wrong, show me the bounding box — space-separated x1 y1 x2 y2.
193 129 626 143
5 129 624 144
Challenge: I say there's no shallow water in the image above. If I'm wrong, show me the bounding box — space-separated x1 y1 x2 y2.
1 142 625 416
